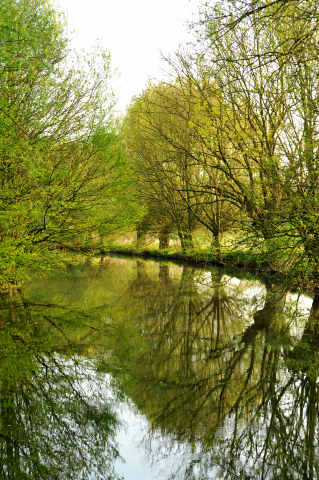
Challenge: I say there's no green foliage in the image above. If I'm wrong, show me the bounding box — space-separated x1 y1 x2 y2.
120 0 319 287
0 0 139 291
189 0 319 285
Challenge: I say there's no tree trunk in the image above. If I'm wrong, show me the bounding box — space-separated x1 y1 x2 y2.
136 228 146 248
211 231 223 262
178 231 193 253
158 226 170 250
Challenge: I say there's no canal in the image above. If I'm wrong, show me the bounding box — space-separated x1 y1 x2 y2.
0 255 317 479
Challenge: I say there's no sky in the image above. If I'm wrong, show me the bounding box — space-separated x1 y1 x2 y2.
55 0 201 111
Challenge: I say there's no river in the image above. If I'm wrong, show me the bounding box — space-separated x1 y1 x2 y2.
0 255 317 479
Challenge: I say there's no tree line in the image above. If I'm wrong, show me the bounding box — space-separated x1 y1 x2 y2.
123 0 319 289
2 0 319 292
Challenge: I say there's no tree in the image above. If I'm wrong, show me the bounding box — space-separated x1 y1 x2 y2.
162 0 319 281
194 0 319 64
124 84 198 252
0 0 136 291
124 80 236 256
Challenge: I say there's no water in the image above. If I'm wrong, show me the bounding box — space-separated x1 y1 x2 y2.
0 255 318 479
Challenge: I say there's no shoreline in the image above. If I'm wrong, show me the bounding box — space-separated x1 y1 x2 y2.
103 246 314 295
104 244 281 277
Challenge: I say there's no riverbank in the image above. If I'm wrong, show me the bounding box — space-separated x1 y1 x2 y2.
105 244 278 275
104 244 315 295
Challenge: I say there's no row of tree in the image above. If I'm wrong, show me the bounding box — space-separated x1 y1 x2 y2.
123 0 319 287
3 0 319 291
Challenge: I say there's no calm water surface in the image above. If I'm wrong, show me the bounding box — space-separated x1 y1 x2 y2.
0 255 318 479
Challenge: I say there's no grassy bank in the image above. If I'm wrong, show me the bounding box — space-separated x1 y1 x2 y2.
105 243 277 274
105 244 316 296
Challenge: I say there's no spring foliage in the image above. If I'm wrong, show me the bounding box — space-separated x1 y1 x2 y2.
0 0 136 290
123 0 319 286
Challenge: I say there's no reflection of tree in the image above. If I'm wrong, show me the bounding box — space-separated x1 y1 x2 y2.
113 265 319 480
0 287 121 480
123 260 157 299
18 256 319 480
114 265 249 438
211 291 319 480
278 295 319 480
159 264 171 286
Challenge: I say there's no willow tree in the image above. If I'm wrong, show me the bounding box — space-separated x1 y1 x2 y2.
0 0 135 291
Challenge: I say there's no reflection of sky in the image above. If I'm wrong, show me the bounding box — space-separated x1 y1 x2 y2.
194 272 314 339
114 403 163 480
74 365 177 480
286 292 313 338
114 400 215 480
194 272 267 323
63 363 161 480
73 360 215 480
222 275 266 321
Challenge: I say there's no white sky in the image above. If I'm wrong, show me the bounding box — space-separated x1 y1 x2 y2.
55 0 201 111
